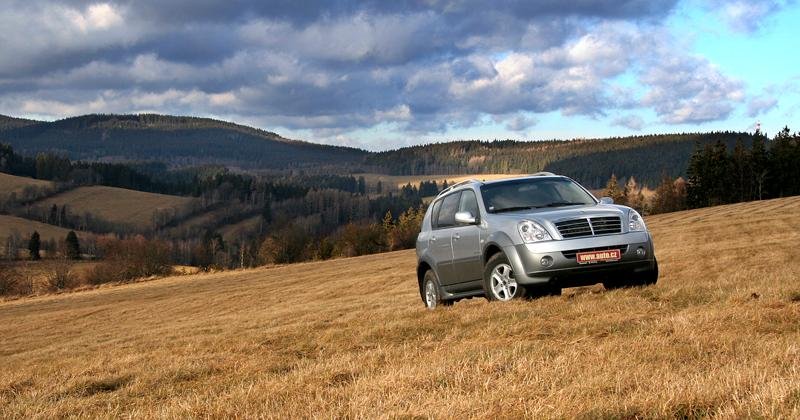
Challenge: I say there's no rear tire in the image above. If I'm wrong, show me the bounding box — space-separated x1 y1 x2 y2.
484 253 524 301
422 270 450 309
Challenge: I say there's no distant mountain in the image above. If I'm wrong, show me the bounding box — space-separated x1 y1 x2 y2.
0 113 757 188
0 114 366 169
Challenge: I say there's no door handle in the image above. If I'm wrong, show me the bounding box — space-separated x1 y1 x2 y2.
453 233 461 240
430 236 437 242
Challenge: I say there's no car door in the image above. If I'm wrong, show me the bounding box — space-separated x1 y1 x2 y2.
451 189 483 289
429 192 460 285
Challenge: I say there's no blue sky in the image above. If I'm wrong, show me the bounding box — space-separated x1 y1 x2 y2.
0 0 797 150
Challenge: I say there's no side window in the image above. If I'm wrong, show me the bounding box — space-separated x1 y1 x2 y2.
430 199 443 228
436 192 461 228
458 189 479 220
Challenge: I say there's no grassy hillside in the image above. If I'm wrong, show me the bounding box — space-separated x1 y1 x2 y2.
1 197 799 417
36 186 197 230
0 114 366 170
0 215 90 243
0 173 53 196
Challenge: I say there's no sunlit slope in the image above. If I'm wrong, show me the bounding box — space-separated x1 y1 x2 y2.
0 214 90 244
1 197 799 417
36 186 196 230
0 172 53 195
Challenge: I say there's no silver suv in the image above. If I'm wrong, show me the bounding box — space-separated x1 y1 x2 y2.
416 173 658 309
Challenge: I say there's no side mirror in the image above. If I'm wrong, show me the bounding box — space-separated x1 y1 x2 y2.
599 197 614 204
454 211 477 225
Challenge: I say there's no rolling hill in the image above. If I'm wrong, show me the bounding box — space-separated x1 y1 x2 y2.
0 172 53 196
1 197 798 417
35 186 198 231
0 114 366 170
0 215 90 244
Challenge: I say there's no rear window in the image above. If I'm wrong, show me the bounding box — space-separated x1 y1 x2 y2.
429 199 442 227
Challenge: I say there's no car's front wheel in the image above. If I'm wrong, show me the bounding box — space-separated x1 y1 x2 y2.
484 253 524 301
422 270 451 309
604 259 659 289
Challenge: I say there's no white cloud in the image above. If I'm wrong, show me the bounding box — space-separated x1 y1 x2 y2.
612 114 645 130
747 95 778 117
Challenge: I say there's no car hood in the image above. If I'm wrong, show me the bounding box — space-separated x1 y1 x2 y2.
487 204 627 223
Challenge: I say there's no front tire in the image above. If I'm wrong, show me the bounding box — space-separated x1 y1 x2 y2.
484 253 524 301
422 270 450 309
604 259 659 290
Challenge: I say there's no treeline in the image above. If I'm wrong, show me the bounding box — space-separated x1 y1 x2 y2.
600 127 800 214
686 128 799 208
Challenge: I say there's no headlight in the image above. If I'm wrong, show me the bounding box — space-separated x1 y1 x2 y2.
518 220 552 243
628 210 646 231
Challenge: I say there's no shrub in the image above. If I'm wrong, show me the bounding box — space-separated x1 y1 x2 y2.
0 264 19 296
87 236 173 284
46 260 77 291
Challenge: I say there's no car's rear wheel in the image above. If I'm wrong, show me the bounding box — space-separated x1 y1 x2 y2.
484 253 524 301
422 270 451 309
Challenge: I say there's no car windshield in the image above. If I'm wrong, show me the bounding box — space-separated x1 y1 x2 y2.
480 177 596 213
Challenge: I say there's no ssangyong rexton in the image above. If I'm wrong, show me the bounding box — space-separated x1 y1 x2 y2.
416 173 658 309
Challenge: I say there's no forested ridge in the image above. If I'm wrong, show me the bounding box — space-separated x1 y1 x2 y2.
0 113 760 188
0 114 367 170
368 132 754 188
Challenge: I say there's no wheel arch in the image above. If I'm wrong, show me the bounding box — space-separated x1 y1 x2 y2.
417 260 434 300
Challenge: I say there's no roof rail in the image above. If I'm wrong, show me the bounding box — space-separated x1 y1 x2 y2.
531 171 556 176
435 178 480 199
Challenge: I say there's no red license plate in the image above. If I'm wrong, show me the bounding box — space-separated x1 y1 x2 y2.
576 249 621 264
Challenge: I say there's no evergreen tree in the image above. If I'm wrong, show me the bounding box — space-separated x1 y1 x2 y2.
731 139 751 202
49 204 58 224
357 176 366 195
28 231 41 261
750 132 768 200
65 231 81 260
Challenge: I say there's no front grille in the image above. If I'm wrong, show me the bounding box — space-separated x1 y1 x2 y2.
555 216 622 238
562 245 628 260
555 219 592 238
590 216 622 235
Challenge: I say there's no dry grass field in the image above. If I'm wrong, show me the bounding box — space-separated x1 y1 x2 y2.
0 172 53 195
1 197 799 418
37 186 197 230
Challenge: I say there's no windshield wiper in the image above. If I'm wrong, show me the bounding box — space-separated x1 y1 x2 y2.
490 205 537 213
542 202 586 208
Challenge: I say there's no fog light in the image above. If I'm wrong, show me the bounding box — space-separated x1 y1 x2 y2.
636 247 646 257
540 256 553 267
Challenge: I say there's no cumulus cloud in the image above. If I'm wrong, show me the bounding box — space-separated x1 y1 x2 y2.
0 0 758 146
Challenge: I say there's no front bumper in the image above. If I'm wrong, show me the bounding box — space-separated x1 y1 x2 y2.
503 231 656 286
